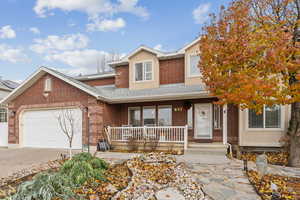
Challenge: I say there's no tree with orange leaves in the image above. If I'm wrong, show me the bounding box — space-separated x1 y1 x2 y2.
199 0 300 166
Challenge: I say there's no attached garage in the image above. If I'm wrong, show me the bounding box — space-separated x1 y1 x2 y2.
0 123 8 147
20 108 83 149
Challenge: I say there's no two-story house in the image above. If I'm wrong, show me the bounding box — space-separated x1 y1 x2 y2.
0 38 290 152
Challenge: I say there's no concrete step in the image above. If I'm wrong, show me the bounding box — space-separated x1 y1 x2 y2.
186 143 228 155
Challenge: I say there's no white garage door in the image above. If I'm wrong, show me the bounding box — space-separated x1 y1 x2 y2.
0 122 8 147
21 108 83 149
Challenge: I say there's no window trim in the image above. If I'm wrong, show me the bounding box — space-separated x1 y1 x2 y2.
246 105 285 131
187 53 201 78
133 60 154 82
213 105 221 129
187 105 194 130
157 105 172 126
128 106 141 126
44 78 52 92
0 107 8 123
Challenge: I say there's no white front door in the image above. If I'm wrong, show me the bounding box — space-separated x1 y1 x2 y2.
194 103 213 139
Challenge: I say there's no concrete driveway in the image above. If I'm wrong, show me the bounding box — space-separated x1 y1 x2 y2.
0 148 70 178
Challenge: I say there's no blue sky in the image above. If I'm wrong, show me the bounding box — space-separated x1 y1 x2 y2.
0 0 231 82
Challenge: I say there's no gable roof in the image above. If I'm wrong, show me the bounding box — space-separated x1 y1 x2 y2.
108 37 201 67
74 71 115 81
108 45 185 67
0 67 111 105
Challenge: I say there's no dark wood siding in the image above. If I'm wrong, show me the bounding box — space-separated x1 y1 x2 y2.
159 58 184 85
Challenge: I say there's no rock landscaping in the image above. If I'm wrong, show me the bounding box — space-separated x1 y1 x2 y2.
1 151 299 200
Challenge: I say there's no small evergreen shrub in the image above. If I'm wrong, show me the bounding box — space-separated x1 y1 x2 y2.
10 172 79 200
9 153 108 200
60 152 108 186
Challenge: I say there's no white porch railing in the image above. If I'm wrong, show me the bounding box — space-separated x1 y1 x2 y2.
107 125 188 150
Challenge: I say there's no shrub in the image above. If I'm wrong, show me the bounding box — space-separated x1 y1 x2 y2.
10 172 79 200
59 153 108 186
9 153 108 200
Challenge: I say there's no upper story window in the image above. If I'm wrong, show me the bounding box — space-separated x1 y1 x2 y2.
248 105 281 129
189 54 201 77
0 108 7 123
135 61 153 81
44 78 52 92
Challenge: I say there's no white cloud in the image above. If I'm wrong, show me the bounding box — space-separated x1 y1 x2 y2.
0 25 16 39
117 0 149 19
153 44 162 51
29 27 41 34
193 3 211 24
87 18 126 32
30 33 89 54
34 0 149 18
0 44 29 63
45 49 110 74
33 0 149 32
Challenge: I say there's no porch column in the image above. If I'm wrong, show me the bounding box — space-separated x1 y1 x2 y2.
223 104 228 145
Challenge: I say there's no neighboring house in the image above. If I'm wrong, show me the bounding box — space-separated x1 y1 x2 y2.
0 79 19 147
0 38 290 151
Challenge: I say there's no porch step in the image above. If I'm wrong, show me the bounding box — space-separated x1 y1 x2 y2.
186 143 228 155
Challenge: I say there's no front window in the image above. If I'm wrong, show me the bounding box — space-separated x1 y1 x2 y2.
0 108 7 123
143 107 156 126
248 105 281 129
158 106 172 126
187 106 193 129
135 61 153 81
128 107 141 127
214 105 221 129
189 55 201 76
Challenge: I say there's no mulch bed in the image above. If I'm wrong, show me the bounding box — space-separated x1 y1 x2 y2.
75 162 132 200
247 170 300 200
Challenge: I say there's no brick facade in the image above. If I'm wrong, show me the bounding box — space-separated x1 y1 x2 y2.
159 58 185 85
8 74 104 147
81 77 115 87
115 65 129 88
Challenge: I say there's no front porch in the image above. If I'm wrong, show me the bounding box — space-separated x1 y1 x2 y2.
103 98 235 152
106 125 228 153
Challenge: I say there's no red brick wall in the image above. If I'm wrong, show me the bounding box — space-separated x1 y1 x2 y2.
159 58 184 85
115 65 129 88
8 73 104 146
81 77 115 87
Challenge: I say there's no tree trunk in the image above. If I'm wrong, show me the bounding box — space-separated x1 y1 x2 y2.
69 141 73 159
288 0 300 167
289 102 300 167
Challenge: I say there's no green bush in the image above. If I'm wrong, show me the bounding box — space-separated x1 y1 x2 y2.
10 172 79 200
9 153 108 200
60 152 108 186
